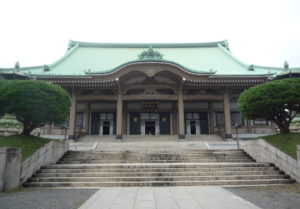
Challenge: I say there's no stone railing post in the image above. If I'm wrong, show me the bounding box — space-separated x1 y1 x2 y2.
0 148 21 192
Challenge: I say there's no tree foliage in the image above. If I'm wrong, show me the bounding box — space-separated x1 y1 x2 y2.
0 77 8 114
0 80 71 135
238 78 300 133
0 77 8 88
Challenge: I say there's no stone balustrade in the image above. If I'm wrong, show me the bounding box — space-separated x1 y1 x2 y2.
0 141 68 192
241 139 300 182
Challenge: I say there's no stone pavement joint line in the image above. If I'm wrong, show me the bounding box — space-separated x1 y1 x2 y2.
79 187 261 209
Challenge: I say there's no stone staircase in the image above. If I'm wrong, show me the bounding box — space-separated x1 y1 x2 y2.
23 149 295 188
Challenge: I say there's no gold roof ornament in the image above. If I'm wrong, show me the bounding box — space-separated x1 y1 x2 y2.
284 61 289 70
15 61 20 69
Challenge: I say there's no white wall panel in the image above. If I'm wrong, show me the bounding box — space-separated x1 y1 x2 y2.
184 103 208 109
230 103 239 109
91 103 116 110
158 103 172 109
213 103 223 109
77 103 87 110
127 103 141 110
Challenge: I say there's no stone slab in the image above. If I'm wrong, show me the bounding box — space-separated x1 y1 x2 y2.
78 187 261 209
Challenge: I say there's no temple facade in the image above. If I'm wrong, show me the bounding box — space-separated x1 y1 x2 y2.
2 40 297 140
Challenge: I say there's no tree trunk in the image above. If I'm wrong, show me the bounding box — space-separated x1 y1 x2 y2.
22 118 37 136
276 123 290 134
22 118 31 135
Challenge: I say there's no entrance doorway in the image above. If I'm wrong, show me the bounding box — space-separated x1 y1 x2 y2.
190 121 196 134
103 121 110 135
145 121 155 135
186 120 200 135
129 112 170 135
90 113 116 135
185 112 209 135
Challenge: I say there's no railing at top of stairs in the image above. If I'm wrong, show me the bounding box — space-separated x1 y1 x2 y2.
75 129 82 142
216 128 225 140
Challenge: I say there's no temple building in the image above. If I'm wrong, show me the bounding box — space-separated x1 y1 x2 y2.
1 40 298 140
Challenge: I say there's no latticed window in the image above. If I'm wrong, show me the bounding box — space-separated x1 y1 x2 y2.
55 113 84 127
215 112 244 126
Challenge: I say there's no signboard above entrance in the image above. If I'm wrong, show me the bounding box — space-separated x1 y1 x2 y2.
141 102 158 111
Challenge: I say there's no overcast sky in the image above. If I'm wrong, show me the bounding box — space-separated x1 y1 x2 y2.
0 0 299 69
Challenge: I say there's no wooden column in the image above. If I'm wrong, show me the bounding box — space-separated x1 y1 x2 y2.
123 102 127 135
84 101 90 134
178 78 186 140
223 88 232 139
68 90 77 140
172 102 177 134
116 92 123 141
115 78 123 141
209 101 215 134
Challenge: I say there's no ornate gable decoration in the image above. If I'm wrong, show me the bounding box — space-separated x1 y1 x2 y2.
138 46 163 60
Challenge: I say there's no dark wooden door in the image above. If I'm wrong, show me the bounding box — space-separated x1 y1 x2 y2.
160 112 170 134
130 113 141 135
199 112 209 134
90 113 100 135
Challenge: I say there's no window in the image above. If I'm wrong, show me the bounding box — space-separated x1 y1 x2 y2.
100 113 114 120
141 113 159 120
185 113 200 120
141 113 149 120
100 113 106 120
215 112 244 126
186 113 193 119
150 113 159 120
253 119 268 125
107 113 114 120
193 113 199 119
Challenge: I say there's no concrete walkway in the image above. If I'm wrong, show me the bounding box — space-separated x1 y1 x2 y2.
79 187 260 209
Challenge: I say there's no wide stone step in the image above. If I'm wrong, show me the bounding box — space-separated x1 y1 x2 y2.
23 179 295 187
60 158 253 163
42 162 274 169
62 155 250 160
34 170 282 178
63 154 249 159
66 150 243 155
57 159 255 164
68 149 243 152
28 174 289 183
39 166 279 173
23 147 294 188
66 150 244 155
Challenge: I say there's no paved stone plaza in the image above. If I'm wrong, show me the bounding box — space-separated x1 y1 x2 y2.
79 186 260 209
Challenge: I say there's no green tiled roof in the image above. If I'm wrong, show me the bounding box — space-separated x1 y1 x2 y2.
0 40 289 77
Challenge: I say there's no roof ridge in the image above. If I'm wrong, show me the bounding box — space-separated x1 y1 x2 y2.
49 43 79 69
68 40 229 49
217 43 249 68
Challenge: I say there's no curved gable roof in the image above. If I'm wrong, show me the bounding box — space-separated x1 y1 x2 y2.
0 40 287 77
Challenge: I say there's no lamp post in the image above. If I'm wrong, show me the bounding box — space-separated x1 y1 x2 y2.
233 123 242 149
